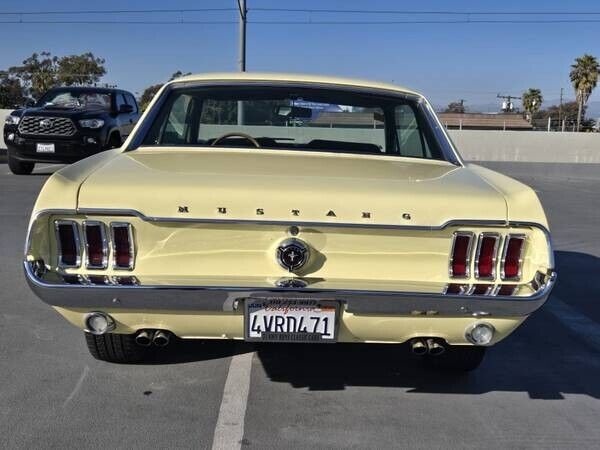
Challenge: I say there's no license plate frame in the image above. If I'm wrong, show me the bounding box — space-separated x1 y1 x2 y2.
244 297 340 343
36 143 55 153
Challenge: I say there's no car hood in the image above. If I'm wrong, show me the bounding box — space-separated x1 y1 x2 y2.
77 147 507 227
21 105 109 119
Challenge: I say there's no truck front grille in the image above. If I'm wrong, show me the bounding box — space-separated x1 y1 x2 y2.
18 116 76 137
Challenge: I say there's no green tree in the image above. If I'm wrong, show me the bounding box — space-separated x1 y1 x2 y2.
57 52 106 86
570 54 599 131
521 88 543 123
139 71 191 111
0 71 25 108
444 100 466 113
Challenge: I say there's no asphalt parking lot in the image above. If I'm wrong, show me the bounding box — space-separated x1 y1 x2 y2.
1 161 599 449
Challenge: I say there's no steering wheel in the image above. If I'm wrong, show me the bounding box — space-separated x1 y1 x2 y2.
211 132 261 148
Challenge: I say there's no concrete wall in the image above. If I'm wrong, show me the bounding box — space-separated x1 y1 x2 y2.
448 129 600 163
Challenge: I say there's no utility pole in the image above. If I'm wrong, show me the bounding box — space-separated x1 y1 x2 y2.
237 0 247 125
497 94 521 113
558 87 563 129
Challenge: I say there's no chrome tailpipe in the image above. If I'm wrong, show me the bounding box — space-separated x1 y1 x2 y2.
135 330 153 347
410 339 428 356
426 338 446 356
152 330 170 347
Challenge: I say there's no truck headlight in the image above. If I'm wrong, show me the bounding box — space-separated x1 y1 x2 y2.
79 119 104 129
5 115 20 125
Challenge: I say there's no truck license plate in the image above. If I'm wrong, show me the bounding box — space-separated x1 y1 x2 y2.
36 143 55 153
245 298 339 343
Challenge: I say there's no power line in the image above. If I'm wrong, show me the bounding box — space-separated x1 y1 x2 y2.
0 8 236 15
251 8 600 15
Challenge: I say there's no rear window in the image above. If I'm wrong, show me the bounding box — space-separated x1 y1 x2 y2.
142 86 444 160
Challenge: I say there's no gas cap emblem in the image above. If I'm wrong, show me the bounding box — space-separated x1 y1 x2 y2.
277 238 310 272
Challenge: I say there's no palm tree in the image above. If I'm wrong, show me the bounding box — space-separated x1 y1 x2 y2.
522 88 543 125
570 54 599 131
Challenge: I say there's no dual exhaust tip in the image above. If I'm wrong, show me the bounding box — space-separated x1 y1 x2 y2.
410 338 446 356
135 330 171 347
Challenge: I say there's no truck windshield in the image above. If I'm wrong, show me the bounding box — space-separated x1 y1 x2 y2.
38 90 112 110
142 85 447 161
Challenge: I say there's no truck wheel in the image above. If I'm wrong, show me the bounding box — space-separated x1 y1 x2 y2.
85 332 148 363
105 133 122 149
426 346 486 372
8 153 35 175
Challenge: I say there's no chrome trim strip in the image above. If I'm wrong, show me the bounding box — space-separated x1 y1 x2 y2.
82 221 108 270
500 233 526 281
54 220 81 269
474 232 501 280
110 222 135 270
449 231 474 278
24 261 556 317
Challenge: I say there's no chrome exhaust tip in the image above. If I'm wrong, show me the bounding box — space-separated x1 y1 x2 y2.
426 338 446 356
410 339 428 356
152 330 170 347
135 330 153 347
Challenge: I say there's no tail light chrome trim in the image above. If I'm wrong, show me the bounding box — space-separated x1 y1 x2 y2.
82 221 108 270
474 232 500 280
54 220 81 269
110 222 135 270
500 234 526 281
449 231 474 278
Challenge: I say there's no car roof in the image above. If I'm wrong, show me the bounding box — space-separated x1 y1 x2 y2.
171 72 422 97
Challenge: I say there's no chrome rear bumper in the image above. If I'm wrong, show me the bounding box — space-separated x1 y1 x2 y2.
24 261 556 318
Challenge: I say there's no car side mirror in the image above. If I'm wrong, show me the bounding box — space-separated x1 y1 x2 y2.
119 104 134 114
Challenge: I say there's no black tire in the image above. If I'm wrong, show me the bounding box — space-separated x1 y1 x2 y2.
105 132 122 149
85 332 148 363
426 346 486 372
8 152 34 175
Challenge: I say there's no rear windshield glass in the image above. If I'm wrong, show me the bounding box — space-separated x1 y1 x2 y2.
38 90 112 110
142 86 444 160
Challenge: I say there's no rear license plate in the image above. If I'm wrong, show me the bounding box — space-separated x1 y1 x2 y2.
36 143 55 153
245 298 339 343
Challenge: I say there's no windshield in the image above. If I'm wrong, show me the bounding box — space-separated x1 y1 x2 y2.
38 90 112 110
142 86 445 160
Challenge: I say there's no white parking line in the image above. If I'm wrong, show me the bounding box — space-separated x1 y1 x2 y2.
547 295 600 351
34 163 63 172
211 350 254 450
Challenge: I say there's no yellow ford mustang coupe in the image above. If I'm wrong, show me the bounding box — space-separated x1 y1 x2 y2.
24 73 556 370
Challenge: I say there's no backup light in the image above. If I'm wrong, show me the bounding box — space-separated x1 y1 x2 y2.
465 322 495 346
84 312 115 335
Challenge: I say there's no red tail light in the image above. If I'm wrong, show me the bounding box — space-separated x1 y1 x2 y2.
450 232 473 278
111 223 135 270
55 220 80 268
475 233 499 279
501 235 525 280
83 221 107 269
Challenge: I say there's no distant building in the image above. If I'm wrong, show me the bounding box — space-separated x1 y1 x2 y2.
438 113 532 131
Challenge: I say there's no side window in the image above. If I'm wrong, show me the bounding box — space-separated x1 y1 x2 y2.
394 104 431 158
116 94 128 112
125 93 138 113
161 94 193 144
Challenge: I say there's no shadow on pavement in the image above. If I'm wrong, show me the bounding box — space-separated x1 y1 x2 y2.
136 250 600 399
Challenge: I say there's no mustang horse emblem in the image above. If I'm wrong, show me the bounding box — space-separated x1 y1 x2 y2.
277 238 309 272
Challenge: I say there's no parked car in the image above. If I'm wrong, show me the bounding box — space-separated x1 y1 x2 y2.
23 73 556 370
4 86 140 174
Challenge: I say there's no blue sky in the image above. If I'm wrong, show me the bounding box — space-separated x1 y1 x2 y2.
1 0 599 111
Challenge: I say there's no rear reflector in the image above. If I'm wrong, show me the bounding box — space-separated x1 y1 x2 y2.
475 233 499 279
501 235 525 280
111 223 135 270
450 232 473 278
83 221 107 269
55 220 80 268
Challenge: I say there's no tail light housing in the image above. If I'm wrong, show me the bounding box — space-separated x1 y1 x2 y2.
475 233 499 280
501 234 525 280
83 221 108 269
449 232 473 278
111 222 135 270
55 220 81 268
